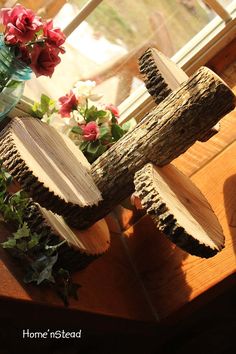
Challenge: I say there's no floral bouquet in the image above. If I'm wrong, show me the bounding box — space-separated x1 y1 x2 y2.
0 3 66 92
33 81 136 163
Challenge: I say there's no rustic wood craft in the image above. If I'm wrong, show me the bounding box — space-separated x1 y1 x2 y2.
64 66 235 231
138 47 220 141
23 202 110 271
0 64 235 260
134 163 224 258
0 117 102 220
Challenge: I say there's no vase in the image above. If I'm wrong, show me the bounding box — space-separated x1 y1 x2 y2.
0 34 32 123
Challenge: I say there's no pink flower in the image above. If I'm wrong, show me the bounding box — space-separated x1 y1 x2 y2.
43 20 66 52
105 104 119 118
1 4 42 44
82 122 100 141
59 91 77 117
30 44 61 77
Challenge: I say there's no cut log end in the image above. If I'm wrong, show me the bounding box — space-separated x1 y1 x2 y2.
134 163 225 258
0 117 102 218
138 47 187 104
24 202 110 272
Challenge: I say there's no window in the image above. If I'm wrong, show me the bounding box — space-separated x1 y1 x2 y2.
6 0 236 120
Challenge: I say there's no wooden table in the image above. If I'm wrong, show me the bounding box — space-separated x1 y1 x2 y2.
0 62 236 332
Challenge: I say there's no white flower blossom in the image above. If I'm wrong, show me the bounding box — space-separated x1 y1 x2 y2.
43 112 71 135
71 110 86 125
73 80 103 101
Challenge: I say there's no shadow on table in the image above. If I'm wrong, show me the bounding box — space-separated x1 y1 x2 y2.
223 174 236 257
123 214 192 320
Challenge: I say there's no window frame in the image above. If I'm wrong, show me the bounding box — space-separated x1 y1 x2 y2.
10 0 236 121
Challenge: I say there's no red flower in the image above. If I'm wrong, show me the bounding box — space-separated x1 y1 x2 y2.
1 4 42 44
30 44 61 77
59 91 77 117
106 104 119 118
43 20 66 52
18 45 31 65
82 122 100 141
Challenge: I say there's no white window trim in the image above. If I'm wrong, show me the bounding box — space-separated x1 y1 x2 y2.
11 1 236 121
119 2 236 123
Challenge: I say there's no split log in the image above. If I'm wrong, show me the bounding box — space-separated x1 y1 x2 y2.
133 163 224 258
65 66 235 228
139 47 220 141
23 202 110 271
0 117 102 220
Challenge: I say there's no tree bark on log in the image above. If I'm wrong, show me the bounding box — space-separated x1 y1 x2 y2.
65 66 235 228
133 163 224 258
139 47 220 141
23 202 110 272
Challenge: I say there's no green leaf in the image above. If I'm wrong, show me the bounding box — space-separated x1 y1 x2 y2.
40 94 52 112
1 237 16 249
27 233 41 249
87 141 100 154
85 106 99 122
86 141 107 162
111 123 125 141
13 222 30 239
24 254 58 285
99 125 110 139
71 126 83 135
79 141 89 152
95 110 107 117
6 80 21 89
31 94 57 119
121 118 137 132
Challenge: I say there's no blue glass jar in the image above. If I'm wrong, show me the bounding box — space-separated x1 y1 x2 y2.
0 34 32 122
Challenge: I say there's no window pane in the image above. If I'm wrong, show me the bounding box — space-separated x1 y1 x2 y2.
21 0 219 105
217 0 234 7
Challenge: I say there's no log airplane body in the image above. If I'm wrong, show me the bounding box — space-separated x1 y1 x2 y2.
0 65 235 260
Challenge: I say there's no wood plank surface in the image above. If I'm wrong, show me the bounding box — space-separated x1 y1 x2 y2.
124 139 236 320
0 224 154 322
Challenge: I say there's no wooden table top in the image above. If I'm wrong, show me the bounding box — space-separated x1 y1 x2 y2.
0 61 236 325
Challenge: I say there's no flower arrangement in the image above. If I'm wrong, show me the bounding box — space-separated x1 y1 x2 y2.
33 80 136 163
0 3 66 91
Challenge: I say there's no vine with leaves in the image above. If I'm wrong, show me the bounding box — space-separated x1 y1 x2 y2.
0 160 80 305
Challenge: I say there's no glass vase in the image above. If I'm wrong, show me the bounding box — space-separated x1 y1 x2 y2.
0 34 32 123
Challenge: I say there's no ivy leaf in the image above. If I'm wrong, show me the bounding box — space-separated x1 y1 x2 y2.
1 237 16 249
71 126 83 135
56 268 81 306
13 222 30 239
24 254 58 285
27 232 41 249
111 123 125 141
